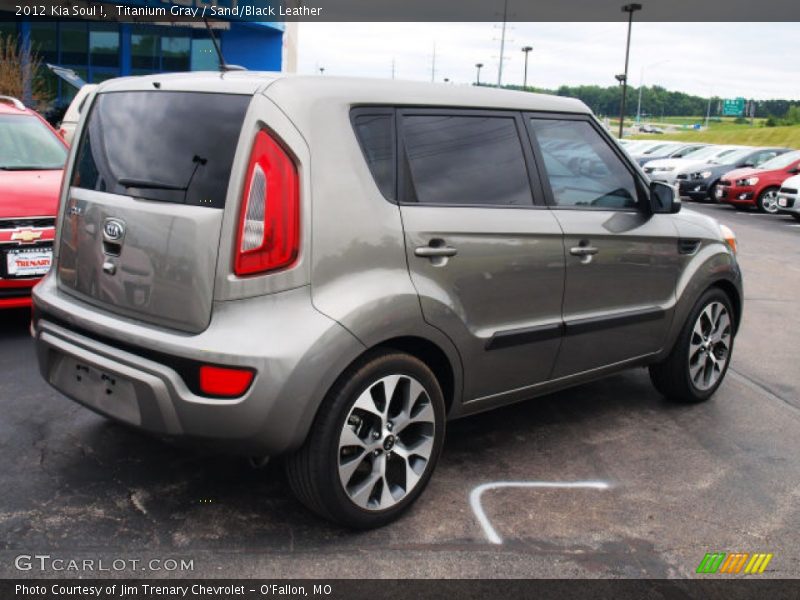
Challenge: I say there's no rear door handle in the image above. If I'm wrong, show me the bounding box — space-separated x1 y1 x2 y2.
569 246 599 257
415 245 458 258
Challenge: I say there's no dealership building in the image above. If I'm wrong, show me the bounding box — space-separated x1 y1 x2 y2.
0 0 286 105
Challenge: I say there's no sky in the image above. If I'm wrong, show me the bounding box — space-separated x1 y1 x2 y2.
296 22 799 100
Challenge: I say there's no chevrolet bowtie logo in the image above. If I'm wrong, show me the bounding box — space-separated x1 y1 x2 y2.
10 229 43 243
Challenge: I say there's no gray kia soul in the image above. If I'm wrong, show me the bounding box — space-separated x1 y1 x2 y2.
32 72 742 528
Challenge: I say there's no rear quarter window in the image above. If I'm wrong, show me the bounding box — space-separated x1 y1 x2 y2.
72 91 251 208
352 111 396 201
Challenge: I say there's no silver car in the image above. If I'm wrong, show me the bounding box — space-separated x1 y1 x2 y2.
32 73 743 529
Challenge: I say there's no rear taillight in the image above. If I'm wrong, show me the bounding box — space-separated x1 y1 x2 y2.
234 129 299 276
198 365 255 398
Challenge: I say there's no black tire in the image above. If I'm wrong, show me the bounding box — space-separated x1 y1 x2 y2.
706 182 718 204
756 186 780 214
650 287 735 403
285 349 445 529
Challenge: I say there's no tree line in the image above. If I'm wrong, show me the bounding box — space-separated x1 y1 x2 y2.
501 83 798 121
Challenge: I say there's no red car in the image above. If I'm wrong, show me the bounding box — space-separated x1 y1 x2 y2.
717 149 800 213
0 96 68 308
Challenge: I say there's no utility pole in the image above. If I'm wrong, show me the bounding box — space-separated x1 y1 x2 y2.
497 0 509 86
521 46 533 89
431 42 436 83
636 67 644 124
636 59 669 124
618 3 642 138
391 58 395 79
475 62 484 85
705 93 712 129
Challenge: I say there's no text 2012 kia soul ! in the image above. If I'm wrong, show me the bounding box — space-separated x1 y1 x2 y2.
33 73 742 528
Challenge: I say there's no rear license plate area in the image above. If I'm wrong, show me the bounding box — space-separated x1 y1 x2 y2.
50 355 141 425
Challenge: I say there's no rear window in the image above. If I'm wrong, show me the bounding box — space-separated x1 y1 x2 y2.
72 91 250 208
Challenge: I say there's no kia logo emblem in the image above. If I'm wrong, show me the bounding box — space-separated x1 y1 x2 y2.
103 218 125 242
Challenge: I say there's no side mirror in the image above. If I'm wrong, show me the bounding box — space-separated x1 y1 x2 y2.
740 162 754 168
649 180 681 214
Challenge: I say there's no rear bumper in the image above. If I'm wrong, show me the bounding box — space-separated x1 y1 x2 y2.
32 275 365 455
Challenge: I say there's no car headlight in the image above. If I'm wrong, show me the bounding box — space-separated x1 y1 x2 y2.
736 177 759 186
720 224 737 255
691 171 713 180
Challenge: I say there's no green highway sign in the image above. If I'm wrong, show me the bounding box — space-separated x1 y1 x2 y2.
722 98 746 117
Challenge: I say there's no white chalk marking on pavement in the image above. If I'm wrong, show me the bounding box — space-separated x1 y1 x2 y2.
469 480 611 545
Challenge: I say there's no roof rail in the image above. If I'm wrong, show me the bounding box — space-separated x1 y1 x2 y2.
0 96 26 111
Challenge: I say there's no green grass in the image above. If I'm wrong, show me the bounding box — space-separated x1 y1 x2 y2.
611 116 766 129
609 114 799 147
629 124 800 148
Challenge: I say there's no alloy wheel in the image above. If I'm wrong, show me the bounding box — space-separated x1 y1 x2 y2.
688 301 732 391
760 190 779 213
337 374 435 511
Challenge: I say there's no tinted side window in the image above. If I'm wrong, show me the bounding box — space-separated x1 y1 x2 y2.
353 113 395 201
400 115 533 207
529 118 639 210
753 150 778 166
72 91 250 208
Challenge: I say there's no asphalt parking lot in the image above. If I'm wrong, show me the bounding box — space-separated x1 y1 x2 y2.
1 204 798 579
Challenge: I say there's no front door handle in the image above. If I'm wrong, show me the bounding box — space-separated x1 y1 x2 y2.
569 245 599 257
415 245 458 258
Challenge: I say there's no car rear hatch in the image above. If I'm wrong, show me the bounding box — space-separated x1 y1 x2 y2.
57 89 252 333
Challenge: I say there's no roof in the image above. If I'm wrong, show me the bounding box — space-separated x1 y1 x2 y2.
96 71 591 114
98 71 280 95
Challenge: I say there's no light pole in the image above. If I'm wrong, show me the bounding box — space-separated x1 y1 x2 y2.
475 62 483 85
431 42 437 83
618 3 642 138
521 46 533 89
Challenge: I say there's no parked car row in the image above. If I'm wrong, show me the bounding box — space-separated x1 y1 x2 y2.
620 138 800 217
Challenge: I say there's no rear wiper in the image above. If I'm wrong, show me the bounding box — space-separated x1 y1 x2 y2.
118 177 186 191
